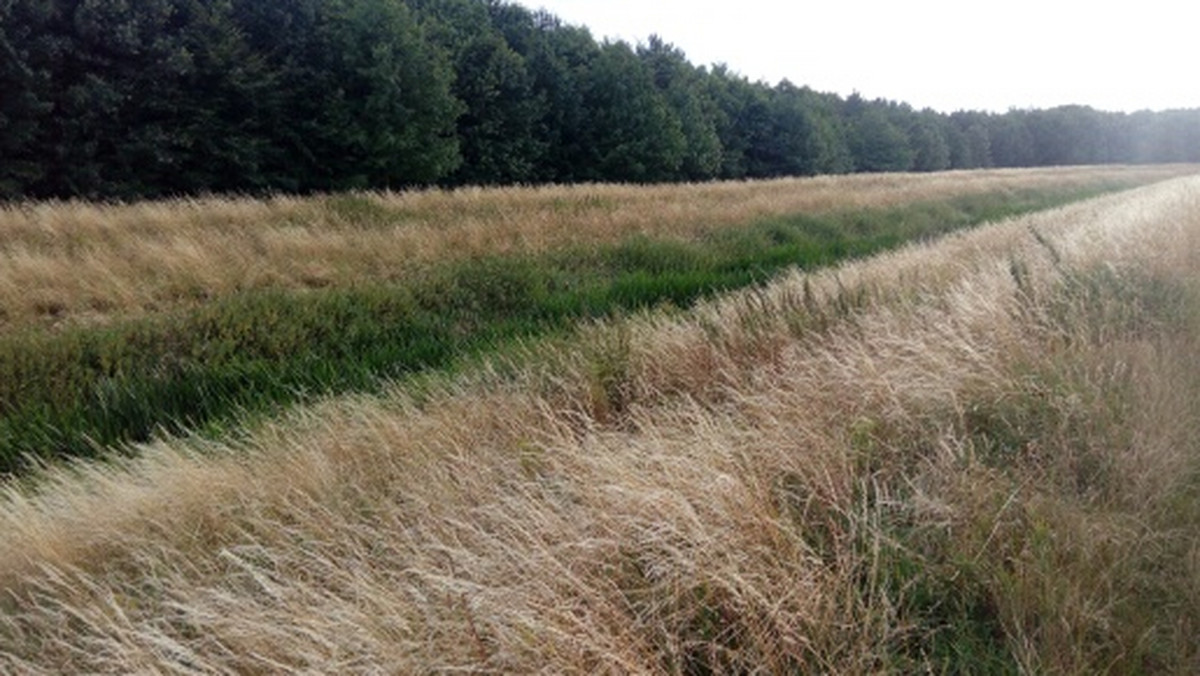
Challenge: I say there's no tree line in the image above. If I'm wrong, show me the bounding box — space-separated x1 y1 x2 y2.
2 0 1198 200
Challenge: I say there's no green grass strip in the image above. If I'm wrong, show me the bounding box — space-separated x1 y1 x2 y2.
0 186 1131 475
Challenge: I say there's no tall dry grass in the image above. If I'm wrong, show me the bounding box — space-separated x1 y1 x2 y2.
0 165 1190 331
2 175 1200 671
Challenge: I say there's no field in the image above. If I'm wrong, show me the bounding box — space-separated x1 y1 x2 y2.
2 166 1200 671
0 166 1186 473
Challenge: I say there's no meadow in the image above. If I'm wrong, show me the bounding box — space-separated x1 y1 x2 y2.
0 166 1186 474
1 166 1199 672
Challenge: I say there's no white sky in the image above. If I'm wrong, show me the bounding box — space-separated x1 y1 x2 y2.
515 0 1195 113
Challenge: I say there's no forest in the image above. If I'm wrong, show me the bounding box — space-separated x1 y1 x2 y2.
2 0 1199 200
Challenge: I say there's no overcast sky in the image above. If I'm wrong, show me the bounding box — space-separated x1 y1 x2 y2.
515 0 1194 114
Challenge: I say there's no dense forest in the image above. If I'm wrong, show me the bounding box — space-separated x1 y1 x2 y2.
2 0 1198 200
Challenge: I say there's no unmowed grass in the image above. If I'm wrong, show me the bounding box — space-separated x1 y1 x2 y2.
1 172 1199 672
0 185 1128 474
0 165 1189 331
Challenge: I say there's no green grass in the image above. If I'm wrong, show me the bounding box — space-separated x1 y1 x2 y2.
0 186 1126 475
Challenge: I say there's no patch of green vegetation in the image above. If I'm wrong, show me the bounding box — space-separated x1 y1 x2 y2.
865 523 1020 674
322 193 399 226
0 186 1126 476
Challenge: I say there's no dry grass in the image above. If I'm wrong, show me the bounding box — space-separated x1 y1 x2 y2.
2 173 1200 672
0 165 1190 331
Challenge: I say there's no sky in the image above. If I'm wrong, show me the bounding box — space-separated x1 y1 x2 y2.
514 0 1194 114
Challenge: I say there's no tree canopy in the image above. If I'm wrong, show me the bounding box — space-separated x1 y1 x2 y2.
1 0 1198 200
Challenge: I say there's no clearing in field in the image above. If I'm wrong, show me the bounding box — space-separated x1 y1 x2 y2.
1 167 1199 671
